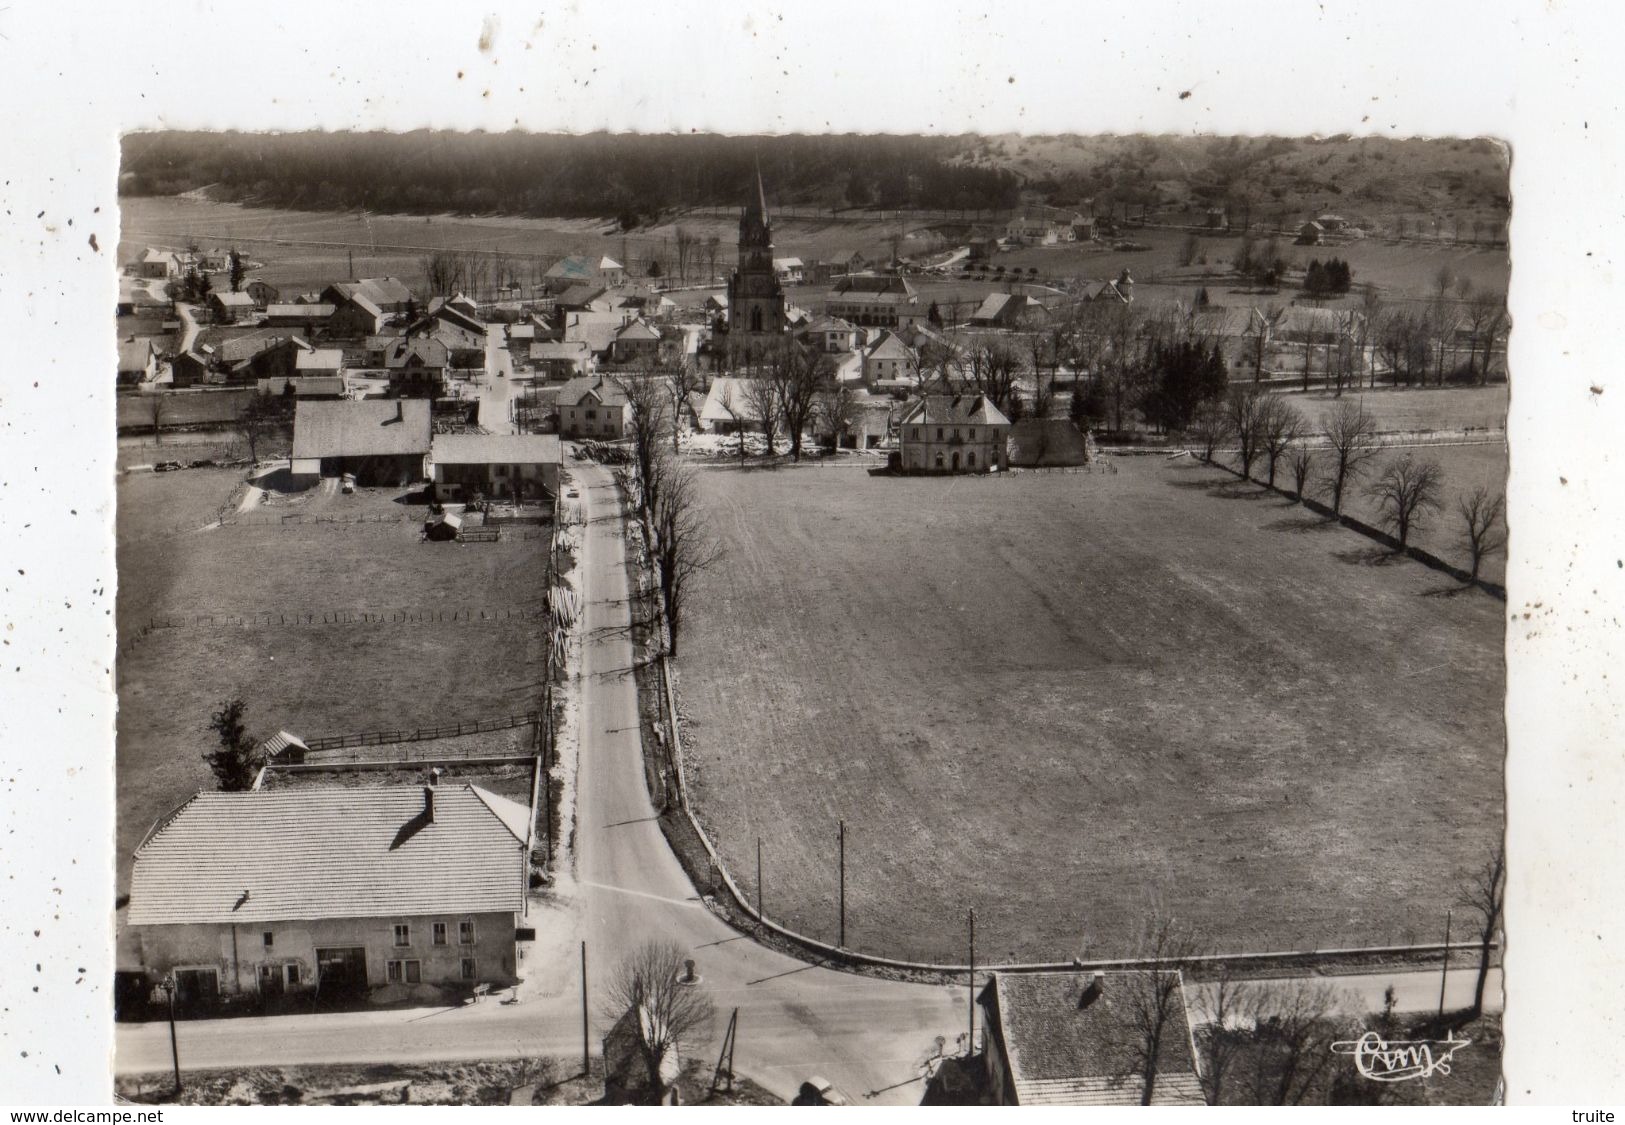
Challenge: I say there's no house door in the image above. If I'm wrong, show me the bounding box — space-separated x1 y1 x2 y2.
315 947 368 995
951 451 961 471
172 968 219 1012
258 962 284 999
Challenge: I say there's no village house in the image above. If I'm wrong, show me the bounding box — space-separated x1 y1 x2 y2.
860 329 916 385
824 273 922 331
207 290 257 325
294 348 345 380
169 350 210 389
528 339 595 381
384 336 450 397
1297 220 1325 246
1081 269 1136 304
233 335 314 385
697 376 769 434
117 338 160 386
825 249 867 275
773 256 805 284
800 314 862 355
244 279 281 309
969 292 1048 330
555 375 631 440
265 303 336 332
430 433 562 503
321 277 415 316
898 393 1010 473
137 247 181 280
258 375 345 400
327 292 386 338
1005 213 1080 245
291 398 432 485
126 783 531 1010
545 255 627 290
608 318 661 366
977 970 1206 1106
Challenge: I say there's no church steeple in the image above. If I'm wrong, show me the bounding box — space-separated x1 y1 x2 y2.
726 160 787 365
739 159 773 251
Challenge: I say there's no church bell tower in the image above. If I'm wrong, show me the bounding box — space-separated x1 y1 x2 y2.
726 165 787 365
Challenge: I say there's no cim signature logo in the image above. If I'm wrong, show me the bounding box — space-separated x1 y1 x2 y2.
1331 1031 1473 1082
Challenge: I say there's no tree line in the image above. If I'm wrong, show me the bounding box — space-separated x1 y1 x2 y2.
121 132 1020 222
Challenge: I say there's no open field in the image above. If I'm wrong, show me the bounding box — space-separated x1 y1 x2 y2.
674 459 1504 963
114 471 552 896
117 388 255 430
1283 386 1508 436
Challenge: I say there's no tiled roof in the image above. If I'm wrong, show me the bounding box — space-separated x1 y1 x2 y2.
266 303 334 320
982 971 1204 1107
431 433 562 466
211 291 256 308
117 338 155 372
614 318 660 342
829 273 916 298
529 340 591 363
699 377 768 424
128 785 529 926
863 330 913 361
900 394 1009 427
557 375 629 408
292 399 432 460
327 277 413 310
385 337 450 369
295 349 344 372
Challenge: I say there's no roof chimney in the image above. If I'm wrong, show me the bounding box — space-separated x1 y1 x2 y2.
423 785 435 823
1080 971 1105 1008
429 767 443 787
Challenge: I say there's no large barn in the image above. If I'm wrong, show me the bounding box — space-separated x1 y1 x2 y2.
290 399 432 486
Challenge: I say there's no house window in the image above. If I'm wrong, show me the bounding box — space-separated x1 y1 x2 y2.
262 931 274 949
459 920 476 945
460 958 478 981
969 451 977 468
393 924 410 947
432 922 448 946
934 452 945 469
968 428 976 440
910 427 920 440
953 428 961 439
284 964 300 987
386 960 422 984
937 428 944 440
586 408 597 420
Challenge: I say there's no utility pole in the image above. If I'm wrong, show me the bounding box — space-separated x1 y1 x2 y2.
1437 910 1452 1018
160 975 181 1095
756 836 764 928
581 941 591 1076
837 819 847 948
968 908 977 1053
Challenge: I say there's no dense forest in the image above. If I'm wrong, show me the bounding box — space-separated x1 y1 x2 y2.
119 132 1023 223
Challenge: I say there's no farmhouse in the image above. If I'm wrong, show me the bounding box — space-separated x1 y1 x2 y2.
978 971 1205 1106
207 291 257 325
430 433 563 503
969 292 1047 329
327 292 386 338
898 394 1010 473
169 350 210 389
117 338 160 386
528 339 595 380
322 277 415 315
244 279 280 309
384 336 450 396
800 314 861 355
137 247 181 280
825 273 922 331
545 255 627 289
556 375 631 440
609 318 661 365
773 256 805 284
266 303 335 331
291 398 432 485
698 376 769 434
860 329 916 385
127 784 531 1009
294 348 344 379
1297 221 1325 246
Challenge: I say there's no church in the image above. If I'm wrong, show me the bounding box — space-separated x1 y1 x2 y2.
723 169 789 366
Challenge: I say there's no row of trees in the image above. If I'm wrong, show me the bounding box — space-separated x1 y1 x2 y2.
1197 389 1506 578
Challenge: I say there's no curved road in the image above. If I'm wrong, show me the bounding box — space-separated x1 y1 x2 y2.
112 460 1501 1102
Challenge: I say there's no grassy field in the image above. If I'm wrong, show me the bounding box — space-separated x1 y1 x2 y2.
673 459 1504 963
115 470 552 896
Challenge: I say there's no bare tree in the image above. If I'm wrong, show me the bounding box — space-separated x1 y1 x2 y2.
661 359 704 454
1123 914 1201 1105
1241 982 1344 1105
817 382 862 451
703 235 722 285
602 939 715 1099
1463 291 1507 385
672 226 696 285
713 383 751 469
1320 399 1379 515
1365 453 1443 549
1191 963 1257 1106
955 336 1023 414
741 375 784 456
1457 842 1505 1017
1188 399 1234 464
1457 485 1507 580
236 394 286 465
648 454 723 657
1287 445 1316 503
765 340 825 462
611 370 672 521
1227 385 1266 481
1258 395 1304 489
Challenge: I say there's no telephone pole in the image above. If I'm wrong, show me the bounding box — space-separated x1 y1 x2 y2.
967 908 977 1052
837 819 847 948
581 941 591 1075
756 836 764 928
1437 910 1452 1018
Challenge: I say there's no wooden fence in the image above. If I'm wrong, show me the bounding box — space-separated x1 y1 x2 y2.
302 709 541 753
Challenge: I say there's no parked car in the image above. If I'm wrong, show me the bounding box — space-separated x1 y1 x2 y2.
341 472 356 494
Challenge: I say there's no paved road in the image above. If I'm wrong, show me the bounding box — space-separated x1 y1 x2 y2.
473 324 518 434
113 462 1502 1100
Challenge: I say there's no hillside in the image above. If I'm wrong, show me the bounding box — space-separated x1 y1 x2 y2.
120 132 1507 238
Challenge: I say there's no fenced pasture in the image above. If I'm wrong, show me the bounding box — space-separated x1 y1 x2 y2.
114 469 553 895
673 459 1505 963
